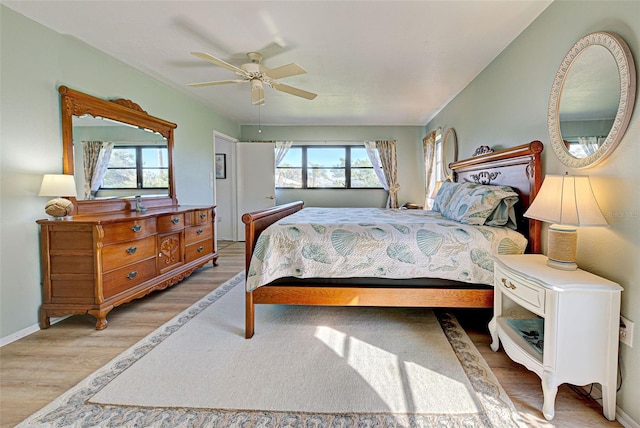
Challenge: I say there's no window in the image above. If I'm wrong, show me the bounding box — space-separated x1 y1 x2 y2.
102 146 169 189
276 145 381 189
434 137 444 181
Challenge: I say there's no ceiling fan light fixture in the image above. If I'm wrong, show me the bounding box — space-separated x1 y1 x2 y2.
188 51 317 106
251 79 265 106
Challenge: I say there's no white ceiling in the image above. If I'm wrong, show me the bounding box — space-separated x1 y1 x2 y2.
3 1 552 126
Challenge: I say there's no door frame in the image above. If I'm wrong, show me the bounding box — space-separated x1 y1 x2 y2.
213 131 238 242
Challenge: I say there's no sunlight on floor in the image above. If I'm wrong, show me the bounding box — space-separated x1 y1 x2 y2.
314 325 477 414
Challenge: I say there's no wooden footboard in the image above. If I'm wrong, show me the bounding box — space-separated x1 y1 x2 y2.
242 201 304 338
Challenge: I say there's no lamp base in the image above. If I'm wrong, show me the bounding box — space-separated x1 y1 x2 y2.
44 198 74 218
546 224 578 271
546 258 578 271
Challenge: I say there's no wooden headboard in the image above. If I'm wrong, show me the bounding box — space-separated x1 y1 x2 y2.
450 141 543 253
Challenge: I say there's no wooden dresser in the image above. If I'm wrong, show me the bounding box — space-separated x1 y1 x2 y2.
37 205 218 330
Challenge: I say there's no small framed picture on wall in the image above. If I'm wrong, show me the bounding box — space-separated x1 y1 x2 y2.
215 153 226 179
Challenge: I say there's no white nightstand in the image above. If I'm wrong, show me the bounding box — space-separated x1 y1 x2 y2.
489 254 622 421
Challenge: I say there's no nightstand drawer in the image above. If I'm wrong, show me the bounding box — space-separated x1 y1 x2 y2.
495 264 545 313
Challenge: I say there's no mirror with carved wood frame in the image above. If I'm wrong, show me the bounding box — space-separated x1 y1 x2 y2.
548 32 636 169
59 86 177 214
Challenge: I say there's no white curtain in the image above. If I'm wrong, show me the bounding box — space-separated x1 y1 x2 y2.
82 141 114 199
423 131 437 208
577 136 599 156
375 140 399 208
364 141 388 190
274 141 293 167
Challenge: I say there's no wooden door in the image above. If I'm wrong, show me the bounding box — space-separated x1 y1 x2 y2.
236 142 275 241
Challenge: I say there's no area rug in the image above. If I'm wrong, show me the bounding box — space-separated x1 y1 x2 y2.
19 272 525 427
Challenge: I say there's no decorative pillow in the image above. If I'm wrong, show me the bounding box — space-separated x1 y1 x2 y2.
439 182 519 229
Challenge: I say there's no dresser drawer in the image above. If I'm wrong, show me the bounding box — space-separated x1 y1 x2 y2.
185 239 213 263
157 213 184 232
102 258 157 299
195 209 213 224
495 264 545 313
185 222 213 244
101 235 156 272
101 219 156 244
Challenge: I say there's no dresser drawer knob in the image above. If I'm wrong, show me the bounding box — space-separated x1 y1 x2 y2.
197 246 205 252
200 213 207 219
126 271 138 280
197 228 204 235
126 246 137 254
501 278 517 290
131 225 142 232
171 217 180 225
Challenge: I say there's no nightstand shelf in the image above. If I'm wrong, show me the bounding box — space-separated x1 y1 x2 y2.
489 254 622 421
497 317 544 361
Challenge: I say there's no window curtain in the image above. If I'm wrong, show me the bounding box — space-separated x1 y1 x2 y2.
423 131 437 209
364 141 388 191
82 141 114 199
577 136 600 156
274 141 293 167
375 140 399 208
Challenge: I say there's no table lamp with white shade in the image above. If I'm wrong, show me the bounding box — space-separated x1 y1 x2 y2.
524 173 608 270
38 174 77 219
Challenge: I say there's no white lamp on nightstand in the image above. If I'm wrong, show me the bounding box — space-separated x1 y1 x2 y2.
38 174 77 219
524 173 608 270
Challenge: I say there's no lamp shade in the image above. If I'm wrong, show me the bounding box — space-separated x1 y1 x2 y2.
523 174 607 227
39 174 77 198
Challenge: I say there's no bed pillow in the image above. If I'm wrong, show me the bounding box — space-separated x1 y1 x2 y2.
439 182 519 229
431 180 458 213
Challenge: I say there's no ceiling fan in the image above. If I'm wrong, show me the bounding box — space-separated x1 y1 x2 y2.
187 51 317 106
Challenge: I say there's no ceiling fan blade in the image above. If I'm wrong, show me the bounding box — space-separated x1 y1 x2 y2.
264 63 307 80
272 82 317 100
191 52 246 75
187 79 246 87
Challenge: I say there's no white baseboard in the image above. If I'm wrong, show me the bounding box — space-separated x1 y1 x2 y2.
0 316 70 348
618 408 640 428
580 384 639 428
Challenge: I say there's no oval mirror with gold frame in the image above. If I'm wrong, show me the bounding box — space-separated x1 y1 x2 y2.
59 86 177 214
548 32 636 169
442 127 458 179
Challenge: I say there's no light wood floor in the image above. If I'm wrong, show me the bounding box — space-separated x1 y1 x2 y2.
0 242 621 427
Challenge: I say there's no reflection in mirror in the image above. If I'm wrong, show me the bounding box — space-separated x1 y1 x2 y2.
558 45 620 158
549 32 636 169
72 116 169 200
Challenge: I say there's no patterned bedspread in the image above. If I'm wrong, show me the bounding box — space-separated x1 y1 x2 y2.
246 207 528 291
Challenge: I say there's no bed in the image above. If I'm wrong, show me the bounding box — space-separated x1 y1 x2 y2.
242 141 543 338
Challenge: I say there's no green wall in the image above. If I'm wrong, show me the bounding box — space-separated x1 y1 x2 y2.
0 5 240 339
426 1 639 423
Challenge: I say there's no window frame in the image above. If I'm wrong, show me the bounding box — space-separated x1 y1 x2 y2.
276 144 383 190
101 145 169 190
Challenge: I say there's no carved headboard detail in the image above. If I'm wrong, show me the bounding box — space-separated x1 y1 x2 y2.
470 171 501 184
